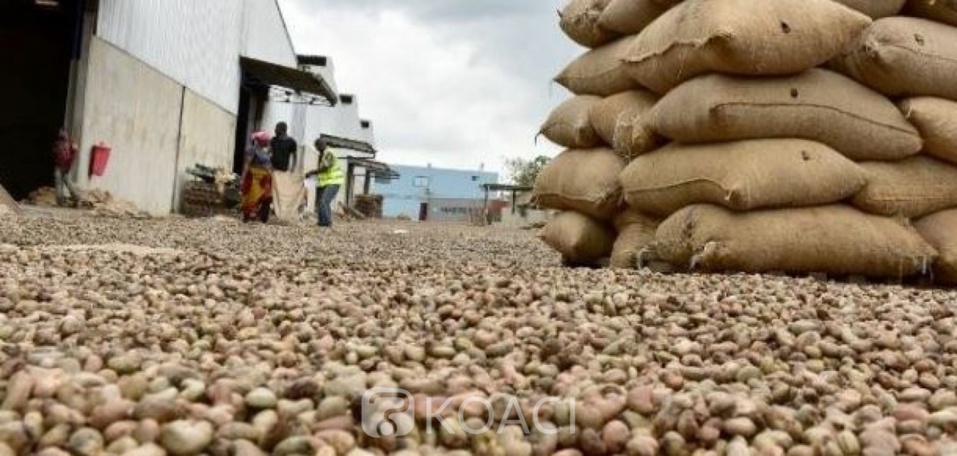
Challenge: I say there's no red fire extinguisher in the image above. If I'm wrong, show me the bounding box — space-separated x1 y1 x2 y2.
89 141 111 177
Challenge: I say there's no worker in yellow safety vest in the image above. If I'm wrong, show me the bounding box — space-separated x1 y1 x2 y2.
304 138 345 227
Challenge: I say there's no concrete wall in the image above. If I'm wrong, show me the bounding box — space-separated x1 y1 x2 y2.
77 37 183 215
359 122 376 146
67 8 97 155
301 59 339 96
302 93 368 147
96 0 243 114
308 96 364 141
332 96 363 140
172 89 238 212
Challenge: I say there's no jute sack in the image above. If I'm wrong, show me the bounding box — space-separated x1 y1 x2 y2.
655 204 937 278
649 69 922 161
830 17 957 101
560 0 621 49
898 97 957 165
852 156 957 219
533 148 625 221
832 0 906 18
904 0 957 27
914 209 957 284
610 209 660 269
555 37 642 97
271 171 305 223
540 95 604 149
620 139 867 217
598 0 675 35
588 90 660 159
621 0 871 94
539 211 615 264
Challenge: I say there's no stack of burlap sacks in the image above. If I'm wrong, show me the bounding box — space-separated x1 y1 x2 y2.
534 0 957 284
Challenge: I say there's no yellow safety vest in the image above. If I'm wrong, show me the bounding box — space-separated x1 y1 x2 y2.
318 150 345 187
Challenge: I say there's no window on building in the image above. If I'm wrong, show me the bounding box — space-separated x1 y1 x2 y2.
413 176 429 188
375 176 391 185
471 175 479 181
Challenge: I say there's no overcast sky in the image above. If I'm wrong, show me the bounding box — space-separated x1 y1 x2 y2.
279 0 582 177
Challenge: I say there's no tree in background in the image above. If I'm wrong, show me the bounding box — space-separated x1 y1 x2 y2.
504 155 551 187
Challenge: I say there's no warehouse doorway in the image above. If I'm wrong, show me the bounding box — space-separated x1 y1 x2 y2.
419 202 429 222
233 87 257 174
0 0 84 200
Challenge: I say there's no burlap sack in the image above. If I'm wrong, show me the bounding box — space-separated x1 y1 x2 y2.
898 97 957 165
539 211 615 264
560 0 621 49
271 171 305 223
914 209 957 284
655 204 938 278
852 156 957 219
832 0 906 18
621 0 871 94
588 90 660 159
649 69 922 161
610 209 660 269
0 184 20 216
533 148 625 221
598 0 673 35
830 17 957 101
904 0 957 27
540 95 604 149
620 139 867 217
555 37 641 97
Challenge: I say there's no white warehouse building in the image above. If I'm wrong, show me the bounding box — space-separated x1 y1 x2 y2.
0 0 387 216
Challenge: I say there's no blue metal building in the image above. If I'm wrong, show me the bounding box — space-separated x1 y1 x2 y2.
375 164 499 221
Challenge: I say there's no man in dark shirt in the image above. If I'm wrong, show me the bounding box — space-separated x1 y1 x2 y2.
270 122 298 172
269 121 302 223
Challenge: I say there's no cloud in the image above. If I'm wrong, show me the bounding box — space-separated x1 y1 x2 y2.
279 0 583 177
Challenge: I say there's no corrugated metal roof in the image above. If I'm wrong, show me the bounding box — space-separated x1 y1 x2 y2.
347 158 399 179
241 56 337 105
321 134 377 155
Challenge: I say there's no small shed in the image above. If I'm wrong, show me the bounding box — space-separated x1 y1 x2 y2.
481 183 533 215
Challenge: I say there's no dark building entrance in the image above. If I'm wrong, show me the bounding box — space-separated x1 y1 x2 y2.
0 0 84 200
419 202 429 222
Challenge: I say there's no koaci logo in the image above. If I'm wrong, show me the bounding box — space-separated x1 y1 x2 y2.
360 387 416 438
360 387 576 438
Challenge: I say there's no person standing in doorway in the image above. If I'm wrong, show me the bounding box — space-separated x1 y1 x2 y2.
304 138 344 228
270 122 298 172
269 122 302 223
53 128 80 207
240 131 274 223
